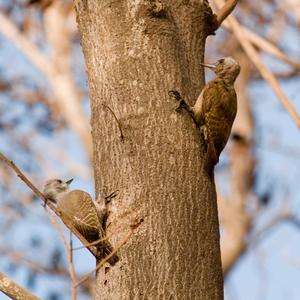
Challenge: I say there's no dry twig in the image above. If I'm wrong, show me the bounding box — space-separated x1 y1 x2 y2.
73 220 129 250
75 218 143 288
213 0 300 128
215 0 239 27
218 13 300 70
46 210 77 300
102 103 124 141
0 247 69 276
0 272 41 300
0 11 92 158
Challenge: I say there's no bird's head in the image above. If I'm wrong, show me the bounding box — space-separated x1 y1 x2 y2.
43 178 73 202
200 57 240 85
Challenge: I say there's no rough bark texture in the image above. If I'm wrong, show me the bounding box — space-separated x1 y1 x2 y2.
75 1 223 299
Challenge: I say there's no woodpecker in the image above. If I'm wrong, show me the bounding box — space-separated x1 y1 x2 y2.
43 179 119 265
170 57 240 165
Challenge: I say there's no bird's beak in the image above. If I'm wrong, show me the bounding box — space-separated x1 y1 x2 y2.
66 179 74 185
200 62 216 69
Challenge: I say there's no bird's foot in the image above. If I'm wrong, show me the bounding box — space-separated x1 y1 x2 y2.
169 90 194 115
99 187 119 205
169 90 187 110
104 190 119 205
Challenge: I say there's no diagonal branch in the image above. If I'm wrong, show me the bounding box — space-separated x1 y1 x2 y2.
0 152 98 258
0 272 41 300
242 28 300 70
75 218 143 288
217 11 300 70
0 11 92 159
46 210 77 300
213 0 300 128
215 0 239 27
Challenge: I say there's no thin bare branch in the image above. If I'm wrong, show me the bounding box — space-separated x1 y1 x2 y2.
69 233 76 300
0 151 98 257
244 28 300 70
0 272 41 300
218 12 300 70
0 11 92 158
73 224 124 250
0 11 54 76
46 210 77 300
102 103 124 141
216 0 239 27
75 218 143 288
0 247 69 276
213 0 300 128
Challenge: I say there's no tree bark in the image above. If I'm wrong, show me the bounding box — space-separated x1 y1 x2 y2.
75 1 223 299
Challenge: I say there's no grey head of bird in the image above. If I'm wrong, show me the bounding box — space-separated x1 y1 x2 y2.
200 57 240 85
43 178 73 203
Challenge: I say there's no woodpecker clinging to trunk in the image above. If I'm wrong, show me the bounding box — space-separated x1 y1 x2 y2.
170 57 240 165
43 179 119 265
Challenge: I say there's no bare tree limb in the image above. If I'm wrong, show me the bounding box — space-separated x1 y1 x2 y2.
75 218 143 288
215 0 239 27
243 28 300 70
0 272 41 300
73 221 127 250
46 210 77 300
213 0 300 128
0 151 98 258
0 11 92 159
217 11 300 70
0 247 69 276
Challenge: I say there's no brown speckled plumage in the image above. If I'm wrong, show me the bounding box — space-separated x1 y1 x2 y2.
196 79 237 163
43 179 118 265
57 190 100 241
170 57 239 165
193 57 240 164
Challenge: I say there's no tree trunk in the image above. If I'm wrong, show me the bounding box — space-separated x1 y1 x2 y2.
75 1 223 299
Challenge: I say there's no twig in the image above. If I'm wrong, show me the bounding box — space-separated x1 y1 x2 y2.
218 11 300 70
75 218 143 288
213 0 300 128
0 11 92 159
102 103 124 141
243 28 300 70
0 247 69 276
46 210 77 300
0 11 54 77
73 224 124 250
215 0 239 27
69 233 76 300
0 272 41 300
0 152 98 257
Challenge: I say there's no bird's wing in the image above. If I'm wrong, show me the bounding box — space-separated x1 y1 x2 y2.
58 190 101 240
201 81 217 116
202 80 237 155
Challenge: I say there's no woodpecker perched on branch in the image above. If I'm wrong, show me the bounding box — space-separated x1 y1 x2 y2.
169 57 240 165
43 179 119 265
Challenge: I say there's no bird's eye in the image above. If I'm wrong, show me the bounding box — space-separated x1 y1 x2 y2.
218 59 224 63
57 180 62 184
